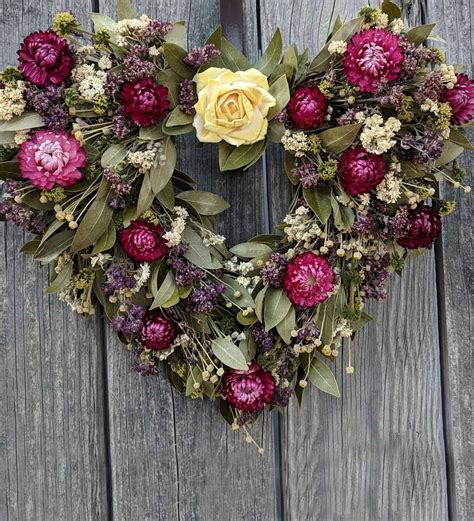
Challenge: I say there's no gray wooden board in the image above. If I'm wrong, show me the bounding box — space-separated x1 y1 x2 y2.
0 3 110 520
99 1 277 520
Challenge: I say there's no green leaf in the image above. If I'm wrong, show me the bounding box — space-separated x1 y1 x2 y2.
255 28 283 76
165 106 194 127
350 311 373 332
176 190 229 215
222 275 255 308
34 229 74 263
101 143 128 169
303 185 332 225
282 44 298 78
150 137 176 194
182 226 219 269
21 239 41 255
255 286 267 322
220 38 251 71
136 172 154 217
405 24 436 45
205 25 222 48
0 160 20 180
331 197 355 231
264 288 291 331
219 140 266 171
150 270 176 309
285 153 299 185
164 21 187 48
91 219 116 254
434 141 464 167
117 0 136 20
401 161 425 178
89 13 117 33
139 126 165 141
267 74 290 120
268 120 286 143
276 306 296 345
70 184 114 253
448 128 474 150
163 42 194 79
185 365 203 396
162 285 180 308
303 355 340 397
156 69 181 108
230 242 272 258
327 16 343 41
46 262 73 294
212 337 248 370
309 16 364 72
0 112 44 132
156 179 175 210
0 131 15 144
381 0 401 21
319 122 363 153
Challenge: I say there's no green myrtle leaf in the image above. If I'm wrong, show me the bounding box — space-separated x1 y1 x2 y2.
267 74 290 120
303 355 340 397
448 128 474 150
89 13 117 34
220 140 266 171
220 37 251 71
268 63 295 84
34 229 74 263
178 284 193 299
150 137 176 194
285 153 299 185
405 24 436 45
255 286 267 322
164 21 187 48
139 126 165 141
264 287 292 331
101 143 128 169
381 0 401 21
136 172 154 217
0 131 15 144
350 311 373 332
21 239 41 255
303 185 332 224
255 28 283 76
185 365 203 396
162 287 180 308
282 44 298 78
156 179 175 210
319 122 363 153
46 262 73 294
0 160 20 180
165 106 194 127
205 25 222 48
230 242 272 258
331 197 355 231
156 69 181 108
434 141 464 167
0 112 44 132
239 335 257 361
268 119 286 143
182 226 220 269
401 161 426 178
237 311 257 326
150 270 176 309
276 306 296 345
92 219 116 254
222 275 255 308
117 0 136 20
212 337 248 370
296 48 309 80
176 190 230 215
163 42 194 79
326 16 343 42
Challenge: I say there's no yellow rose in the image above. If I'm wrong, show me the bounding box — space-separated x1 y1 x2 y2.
193 67 276 147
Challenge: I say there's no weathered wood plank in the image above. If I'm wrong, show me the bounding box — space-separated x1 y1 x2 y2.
0 4 109 521
259 0 449 519
99 1 277 519
426 1 473 519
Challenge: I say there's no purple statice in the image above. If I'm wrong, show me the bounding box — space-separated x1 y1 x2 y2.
103 168 132 196
379 85 405 110
336 108 358 126
292 162 320 188
399 131 417 152
0 199 44 233
400 38 442 79
123 53 154 81
178 79 197 115
236 410 259 427
387 206 410 239
169 243 188 258
104 72 124 97
261 253 288 288
132 346 159 377
275 109 290 125
109 196 126 210
112 108 131 139
183 44 221 68
24 84 68 130
41 104 69 131
272 385 293 407
294 320 320 344
188 281 226 313
414 71 445 104
352 212 378 235
361 253 391 300
172 258 205 287
142 19 173 43
252 323 274 353
111 302 146 335
102 264 137 296
2 179 22 196
411 129 444 164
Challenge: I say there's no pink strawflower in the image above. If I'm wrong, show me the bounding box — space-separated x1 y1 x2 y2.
283 252 334 308
18 31 74 87
139 310 178 350
338 145 387 196
18 130 86 190
222 362 275 412
122 77 170 127
119 219 169 262
397 204 442 249
343 28 403 93
441 73 474 125
286 85 328 129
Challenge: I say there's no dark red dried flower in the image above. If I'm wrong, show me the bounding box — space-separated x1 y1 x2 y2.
396 204 442 249
122 77 170 127
286 85 328 129
119 219 169 262
338 145 387 195
139 310 178 350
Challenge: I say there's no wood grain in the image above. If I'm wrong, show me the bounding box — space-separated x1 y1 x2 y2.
426 1 473 519
0 4 109 521
259 1 450 519
99 1 277 519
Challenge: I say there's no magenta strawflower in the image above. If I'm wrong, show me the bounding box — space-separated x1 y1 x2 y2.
119 219 169 262
343 28 404 93
396 204 442 249
122 77 170 127
222 362 276 412
441 73 474 125
18 130 86 190
286 85 327 129
139 310 178 350
18 31 74 87
283 252 334 308
338 145 387 196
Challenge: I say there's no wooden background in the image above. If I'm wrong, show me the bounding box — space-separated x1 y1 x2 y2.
0 0 472 519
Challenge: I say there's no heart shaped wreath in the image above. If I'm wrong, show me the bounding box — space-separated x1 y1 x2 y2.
0 0 472 445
